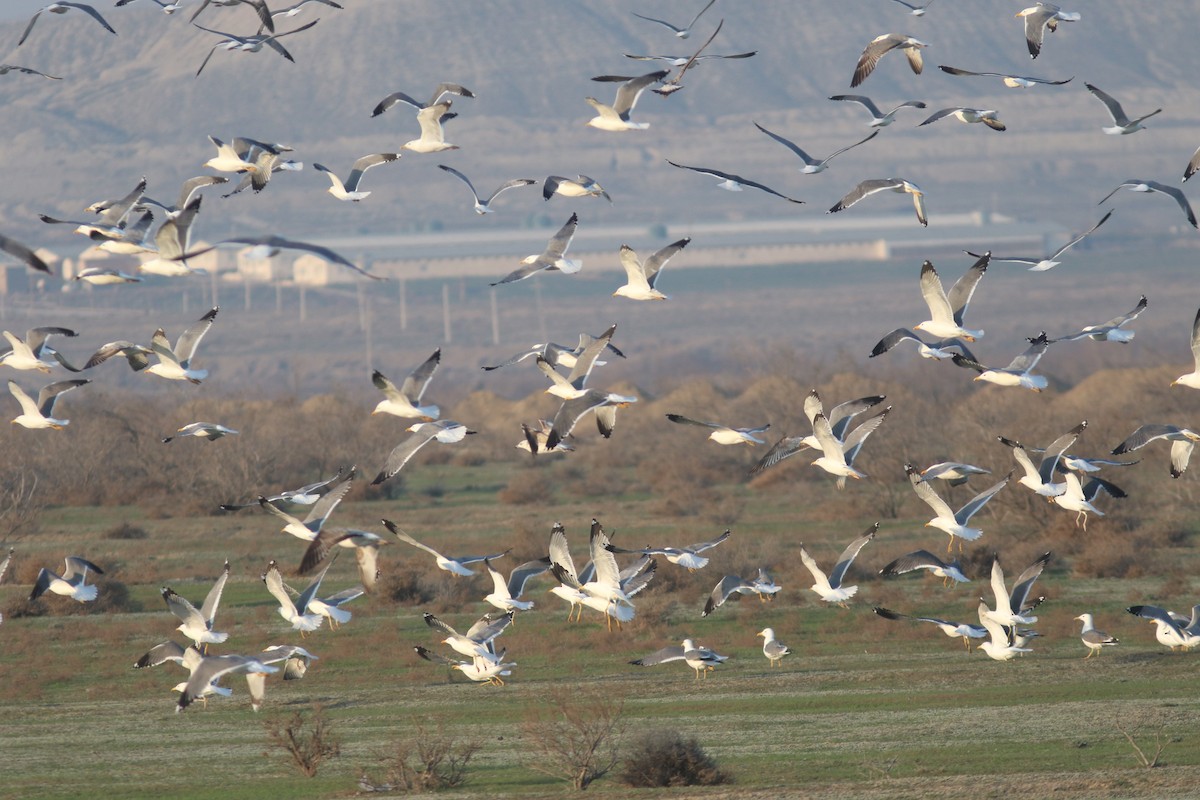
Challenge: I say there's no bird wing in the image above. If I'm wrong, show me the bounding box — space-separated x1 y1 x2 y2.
1009 552 1051 613
797 545 832 592
841 406 889 466
631 645 687 666
295 560 333 612
946 253 989 326
828 523 877 587
905 464 954 518
870 328 923 356
0 233 51 274
548 523 578 579
687 529 731 553
610 70 669 117
163 588 207 628
879 549 948 576
438 163 481 202
1037 421 1086 484
956 472 1010 524
829 94 883 117
173 307 218 366
749 434 811 475
830 178 897 213
1048 211 1113 259
564 324 614 386
918 260 955 327
7 380 40 417
135 640 188 669
918 108 960 126
665 413 722 430
301 471 354 527
852 34 902 87
263 564 298 616
702 574 749 616
372 428 437 484
811 413 846 462
827 394 886 439
617 245 652 291
400 348 441 403
1085 83 1130 126
341 153 398 192
200 561 230 624
541 212 579 261
641 237 689 287
753 121 817 165
507 558 552 597
36 379 89 418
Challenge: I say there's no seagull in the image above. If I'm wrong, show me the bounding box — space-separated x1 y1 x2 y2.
313 153 399 201
189 0 273 31
890 0 935 15
585 70 669 131
297 527 387 592
1126 605 1200 651
750 391 887 475
879 550 968 585
701 569 780 616
631 638 729 680
0 327 78 373
967 211 1112 271
371 420 475 485
0 64 62 80
952 332 1051 391
8 378 88 429
912 255 987 341
176 654 278 712
667 160 803 203
437 165 535 214
997 420 1085 497
221 467 347 513
483 556 552 613
193 19 319 77
920 462 990 486
983 552 1050 628
483 330 625 372
257 469 355 541
1100 181 1196 229
1052 294 1145 343
270 0 342 19
665 414 769 445
1017 3 1080 59
370 83 474 118
851 34 926 87
371 349 441 420
546 521 656 624
809 411 877 485
114 0 185 13
606 529 731 572
382 519 509 577
144 307 218 383
798 524 877 605
74 266 142 285
422 610 513 661
244 645 319 711
542 175 610 202
758 628 790 667
828 95 926 127
566 519 637 626
1111 423 1200 478
1086 83 1161 135
413 645 515 685
873 607 987 651
0 232 53 275
183 235 384 279
869 328 975 361
613 238 690 300
133 195 207 277
161 422 239 443
1184 145 1200 183
630 0 716 38
641 18 752 96
545 390 637 451
396 101 458 153
754 123 878 174
1172 308 1200 388
491 213 580 286
18 3 116 47
203 135 265 174
161 563 230 652
30 555 103 602
1048 472 1125 529
535 325 615 400
918 107 1006 131
976 602 1032 661
517 419 576 456
262 560 329 634
829 178 925 225
905 464 1010 551
937 65 1071 88
306 583 364 630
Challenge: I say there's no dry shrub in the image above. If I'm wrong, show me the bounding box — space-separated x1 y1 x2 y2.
264 703 340 778
521 685 625 790
619 729 730 787
498 469 554 505
104 522 148 540
371 719 481 791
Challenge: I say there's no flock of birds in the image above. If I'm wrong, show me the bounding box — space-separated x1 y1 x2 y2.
1 0 1199 719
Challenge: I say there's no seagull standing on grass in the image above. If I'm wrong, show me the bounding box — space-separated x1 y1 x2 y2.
758 628 790 667
1075 613 1118 658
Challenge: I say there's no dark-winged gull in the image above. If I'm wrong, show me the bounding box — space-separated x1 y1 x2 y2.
1052 294 1145 343
0 64 62 80
998 420 1085 496
371 421 475 484
585 70 669 131
983 552 1050 628
161 422 238 443
0 232 53 275
869 328 975 360
921 461 991 486
607 529 731 571
906 464 1010 551
144 306 218 383
667 160 803 203
437 165 535 214
397 101 458 153
491 213 580 286
1111 423 1200 478
798 523 876 605
161 562 229 652
631 638 728 679
1085 83 1161 135
542 175 610 202
952 332 1051 391
829 178 925 225
874 606 986 651
918 107 1006 131
30 555 103 602
750 390 886 475
0 327 77 373
613 238 690 300
184 235 384 279
536 333 615 401
754 123 878 174
193 19 317 76
938 65 1071 88
483 557 552 613
828 94 926 127
545 390 637 451
1184 145 1200 183
385 519 509 576
1172 308 1200 388
261 559 328 634
8 378 88 429
313 153 399 201
967 211 1111 271
298 528 387 592
851 33 926 87
1100 180 1196 228
976 602 1031 661
221 467 347 513
914 256 988 341
414 645 515 685
879 549 968 585
422 610 513 661
1017 3 1080 59
370 83 474 118
258 468 354 541
177 654 278 712
1125 605 1199 651
372 348 441 420
631 0 716 38
665 414 768 445
758 628 790 667
701 569 780 616
136 194 205 277
1049 472 1125 529
19 3 116 46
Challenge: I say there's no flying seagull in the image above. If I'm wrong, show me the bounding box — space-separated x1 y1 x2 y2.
829 178 925 225
613 238 690 300
851 33 926 87
1172 308 1200 389
413 645 515 685
750 391 887 476
701 569 780 616
483 557 552 613
918 107 1006 131
8 378 88 429
630 0 716 39
384 519 509 576
220 467 347 513
966 210 1112 271
1111 423 1200 478
19 3 116 47
667 160 803 203
437 165 535 214
890 0 936 15
754 123 878 174
798 523 877 606
161 422 238 443
1052 294 1145 343
160 562 229 652
1098 181 1196 229
998 420 1085 496
184 236 385 279
176 654 278 712
192 19 318 77
606 529 731 572
952 332 1051 391
905 464 1010 551
370 83 474 118
1184 145 1200 183
544 390 637 451
631 20 756 96
542 175 610 202
144 306 218 384
585 70 669 131
0 233 52 275
30 555 103 602
313 153 399 201
371 349 440 420
828 94 926 127
869 328 975 361
262 559 329 633
1017 3 1080 59
0 64 62 80
665 414 768 445
982 552 1050 628
257 468 354 541
422 609 514 661
1048 472 1125 529
0 327 78 373
536 325 615 399
631 638 728 680
938 65 1071 88
1085 83 1160 135
920 461 991 486
913 256 988 341
879 549 968 585
874 606 986 651
371 420 475 484
491 213 580 286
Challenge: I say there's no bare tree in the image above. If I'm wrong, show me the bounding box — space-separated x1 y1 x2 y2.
521 686 625 790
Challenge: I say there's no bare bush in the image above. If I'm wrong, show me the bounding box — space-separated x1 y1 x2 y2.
371 719 481 791
619 729 730 788
0 467 42 541
264 704 340 778
1116 710 1178 768
521 686 625 790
